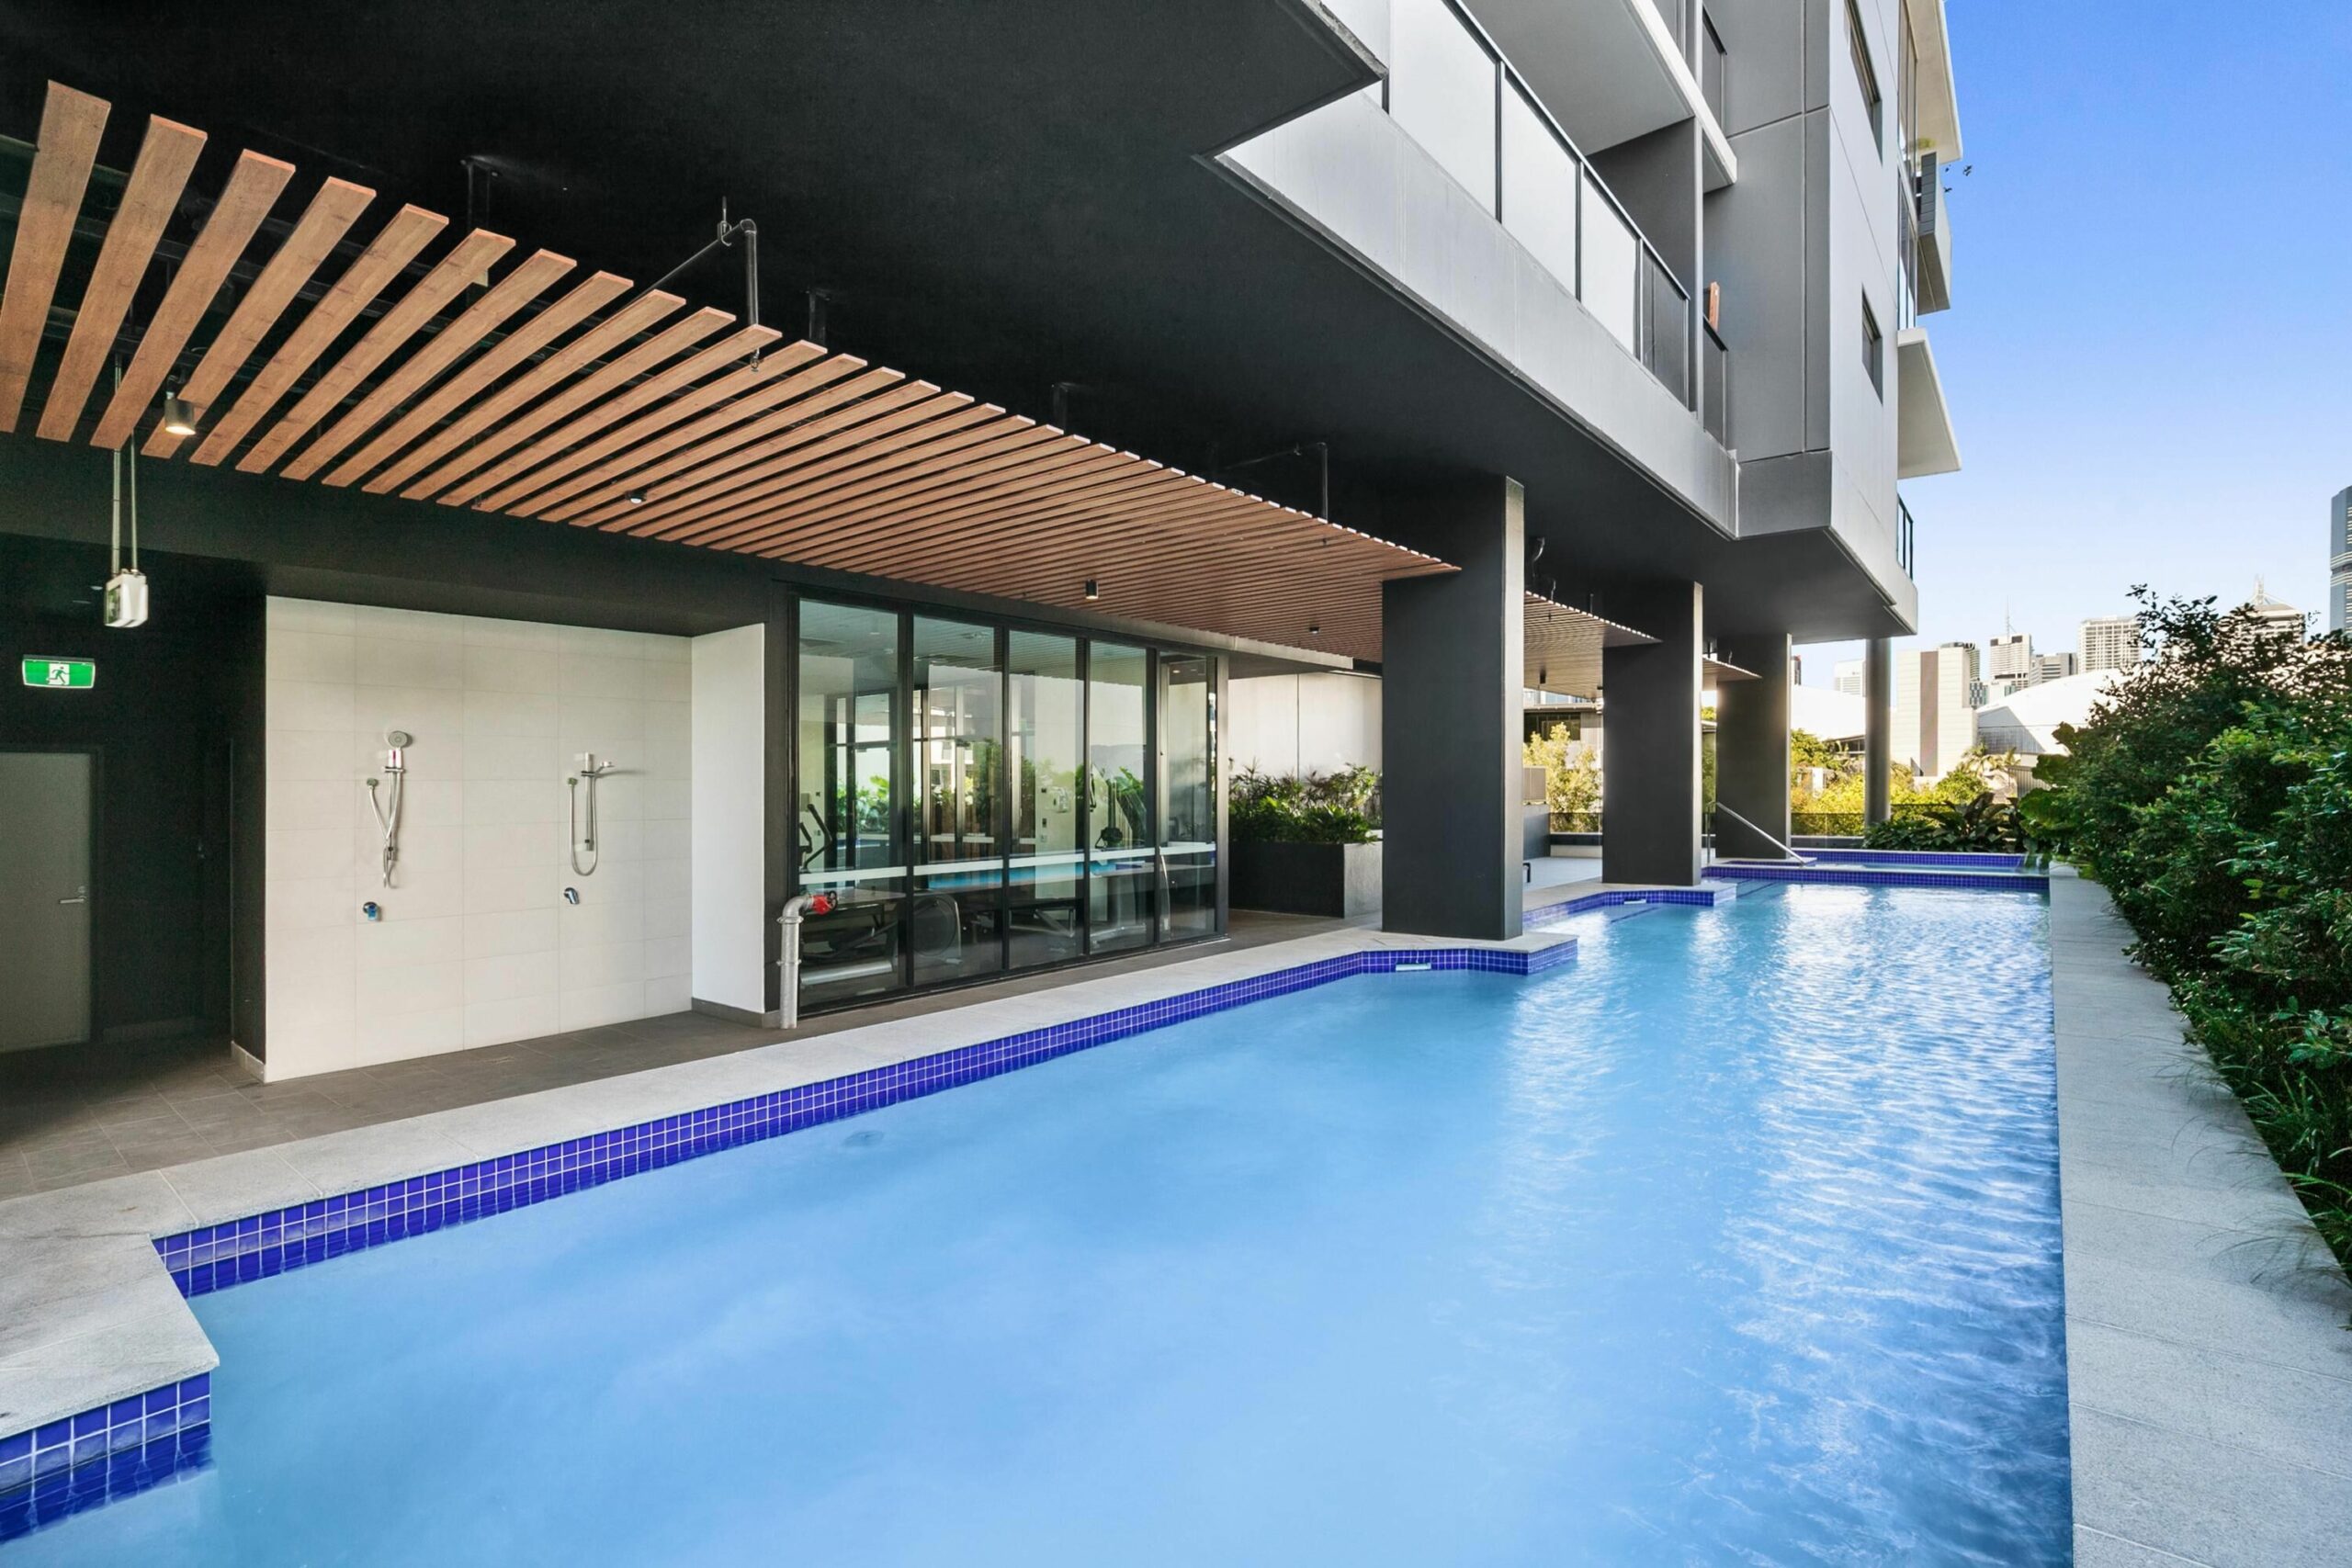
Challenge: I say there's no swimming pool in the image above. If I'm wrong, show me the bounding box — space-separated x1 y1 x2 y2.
10 885 2068 1565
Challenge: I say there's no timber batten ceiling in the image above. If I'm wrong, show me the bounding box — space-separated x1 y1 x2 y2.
0 81 1454 660
1523 591 1655 699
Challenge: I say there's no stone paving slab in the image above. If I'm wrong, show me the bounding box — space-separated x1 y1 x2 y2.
2050 874 2352 1567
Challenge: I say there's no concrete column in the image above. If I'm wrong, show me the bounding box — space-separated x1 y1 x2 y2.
1600 581 1704 886
1862 636 1893 826
1713 634 1792 858
1378 477 1524 941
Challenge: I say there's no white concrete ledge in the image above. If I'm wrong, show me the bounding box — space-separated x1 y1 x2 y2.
2051 874 2352 1568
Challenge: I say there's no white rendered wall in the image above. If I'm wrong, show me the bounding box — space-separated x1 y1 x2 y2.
263 598 692 1081
690 625 766 1017
1226 672 1383 777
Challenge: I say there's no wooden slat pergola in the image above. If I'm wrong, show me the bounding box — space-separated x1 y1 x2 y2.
0 82 1483 661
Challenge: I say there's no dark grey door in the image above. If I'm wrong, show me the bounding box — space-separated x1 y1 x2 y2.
0 750 93 1050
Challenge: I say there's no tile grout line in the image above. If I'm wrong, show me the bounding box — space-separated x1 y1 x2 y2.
2073 1523 2214 1567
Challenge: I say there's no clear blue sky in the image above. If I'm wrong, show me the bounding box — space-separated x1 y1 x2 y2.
1801 2 2352 684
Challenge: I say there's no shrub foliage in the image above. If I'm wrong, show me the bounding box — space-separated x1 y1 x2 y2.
1230 765 1381 845
2032 588 2352 1263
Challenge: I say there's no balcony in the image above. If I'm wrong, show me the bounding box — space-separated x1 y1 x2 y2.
1903 0 1964 161
1348 0 1697 400
1894 326 1961 478
1470 0 1736 187
1912 158 1953 314
1220 0 1737 533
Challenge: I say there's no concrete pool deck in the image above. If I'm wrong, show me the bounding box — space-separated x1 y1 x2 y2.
6 869 2346 1563
2050 871 2352 1567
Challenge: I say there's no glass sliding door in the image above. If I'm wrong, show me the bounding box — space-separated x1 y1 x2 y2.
795 600 905 1007
1085 641 1155 953
789 590 1224 1011
910 615 1004 987
1159 654 1217 941
1006 631 1085 971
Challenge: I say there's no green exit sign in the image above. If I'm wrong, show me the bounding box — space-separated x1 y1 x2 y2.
20 656 96 690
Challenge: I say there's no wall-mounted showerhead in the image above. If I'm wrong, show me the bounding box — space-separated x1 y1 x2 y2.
369 728 413 886
570 754 618 874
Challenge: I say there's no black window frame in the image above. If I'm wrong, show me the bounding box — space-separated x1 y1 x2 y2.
1845 0 1883 147
1861 293 1884 398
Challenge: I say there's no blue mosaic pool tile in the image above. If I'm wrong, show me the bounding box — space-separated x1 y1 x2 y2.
1705 863 2048 893
0 1375 213 1541
1521 885 1731 928
1799 848 2027 871
152 939 1577 1301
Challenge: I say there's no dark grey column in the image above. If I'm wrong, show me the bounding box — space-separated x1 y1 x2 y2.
763 583 794 1016
1713 633 1792 858
1862 636 1892 826
1600 581 1703 886
1379 477 1525 941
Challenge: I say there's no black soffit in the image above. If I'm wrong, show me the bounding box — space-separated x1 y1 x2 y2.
0 73 1462 664
0 0 1905 644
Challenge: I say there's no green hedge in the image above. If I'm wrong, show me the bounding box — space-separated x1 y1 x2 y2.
2031 591 2352 1265
1229 765 1379 846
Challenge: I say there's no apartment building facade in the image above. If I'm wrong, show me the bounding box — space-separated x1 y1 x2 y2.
0 0 1962 1077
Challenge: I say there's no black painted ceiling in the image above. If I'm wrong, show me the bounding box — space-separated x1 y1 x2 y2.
0 0 1905 641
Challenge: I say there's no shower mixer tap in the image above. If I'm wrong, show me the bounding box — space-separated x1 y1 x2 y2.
569 753 619 875
366 728 413 888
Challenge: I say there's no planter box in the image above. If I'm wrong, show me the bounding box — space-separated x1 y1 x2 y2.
1229 840 1382 918
1521 805 1552 863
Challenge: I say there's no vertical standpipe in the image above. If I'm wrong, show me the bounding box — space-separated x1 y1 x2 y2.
775 892 835 1031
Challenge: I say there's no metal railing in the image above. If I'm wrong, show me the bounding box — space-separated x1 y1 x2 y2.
1550 806 1961 840
1701 321 1729 446
1389 0 1698 409
1701 13 1728 126
1896 496 1917 579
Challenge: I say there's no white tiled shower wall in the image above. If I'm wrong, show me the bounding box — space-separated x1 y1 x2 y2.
264 597 692 1079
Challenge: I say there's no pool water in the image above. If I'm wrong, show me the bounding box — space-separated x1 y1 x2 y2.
17 886 2068 1565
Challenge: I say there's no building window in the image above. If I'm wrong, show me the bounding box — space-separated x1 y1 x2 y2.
1701 12 1727 128
1861 295 1883 397
1845 0 1882 145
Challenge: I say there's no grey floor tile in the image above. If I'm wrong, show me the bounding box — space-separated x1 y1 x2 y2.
22 1144 130 1187
2069 1318 2352 1475
114 1133 223 1175
2070 1406 2352 1568
96 1108 196 1146
196 1124 298 1156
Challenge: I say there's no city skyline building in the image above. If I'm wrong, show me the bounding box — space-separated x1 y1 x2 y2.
2033 650 2078 682
2246 580 2307 644
1891 642 1981 782
2333 487 2350 634
2080 615 2143 673
1987 629 2034 682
